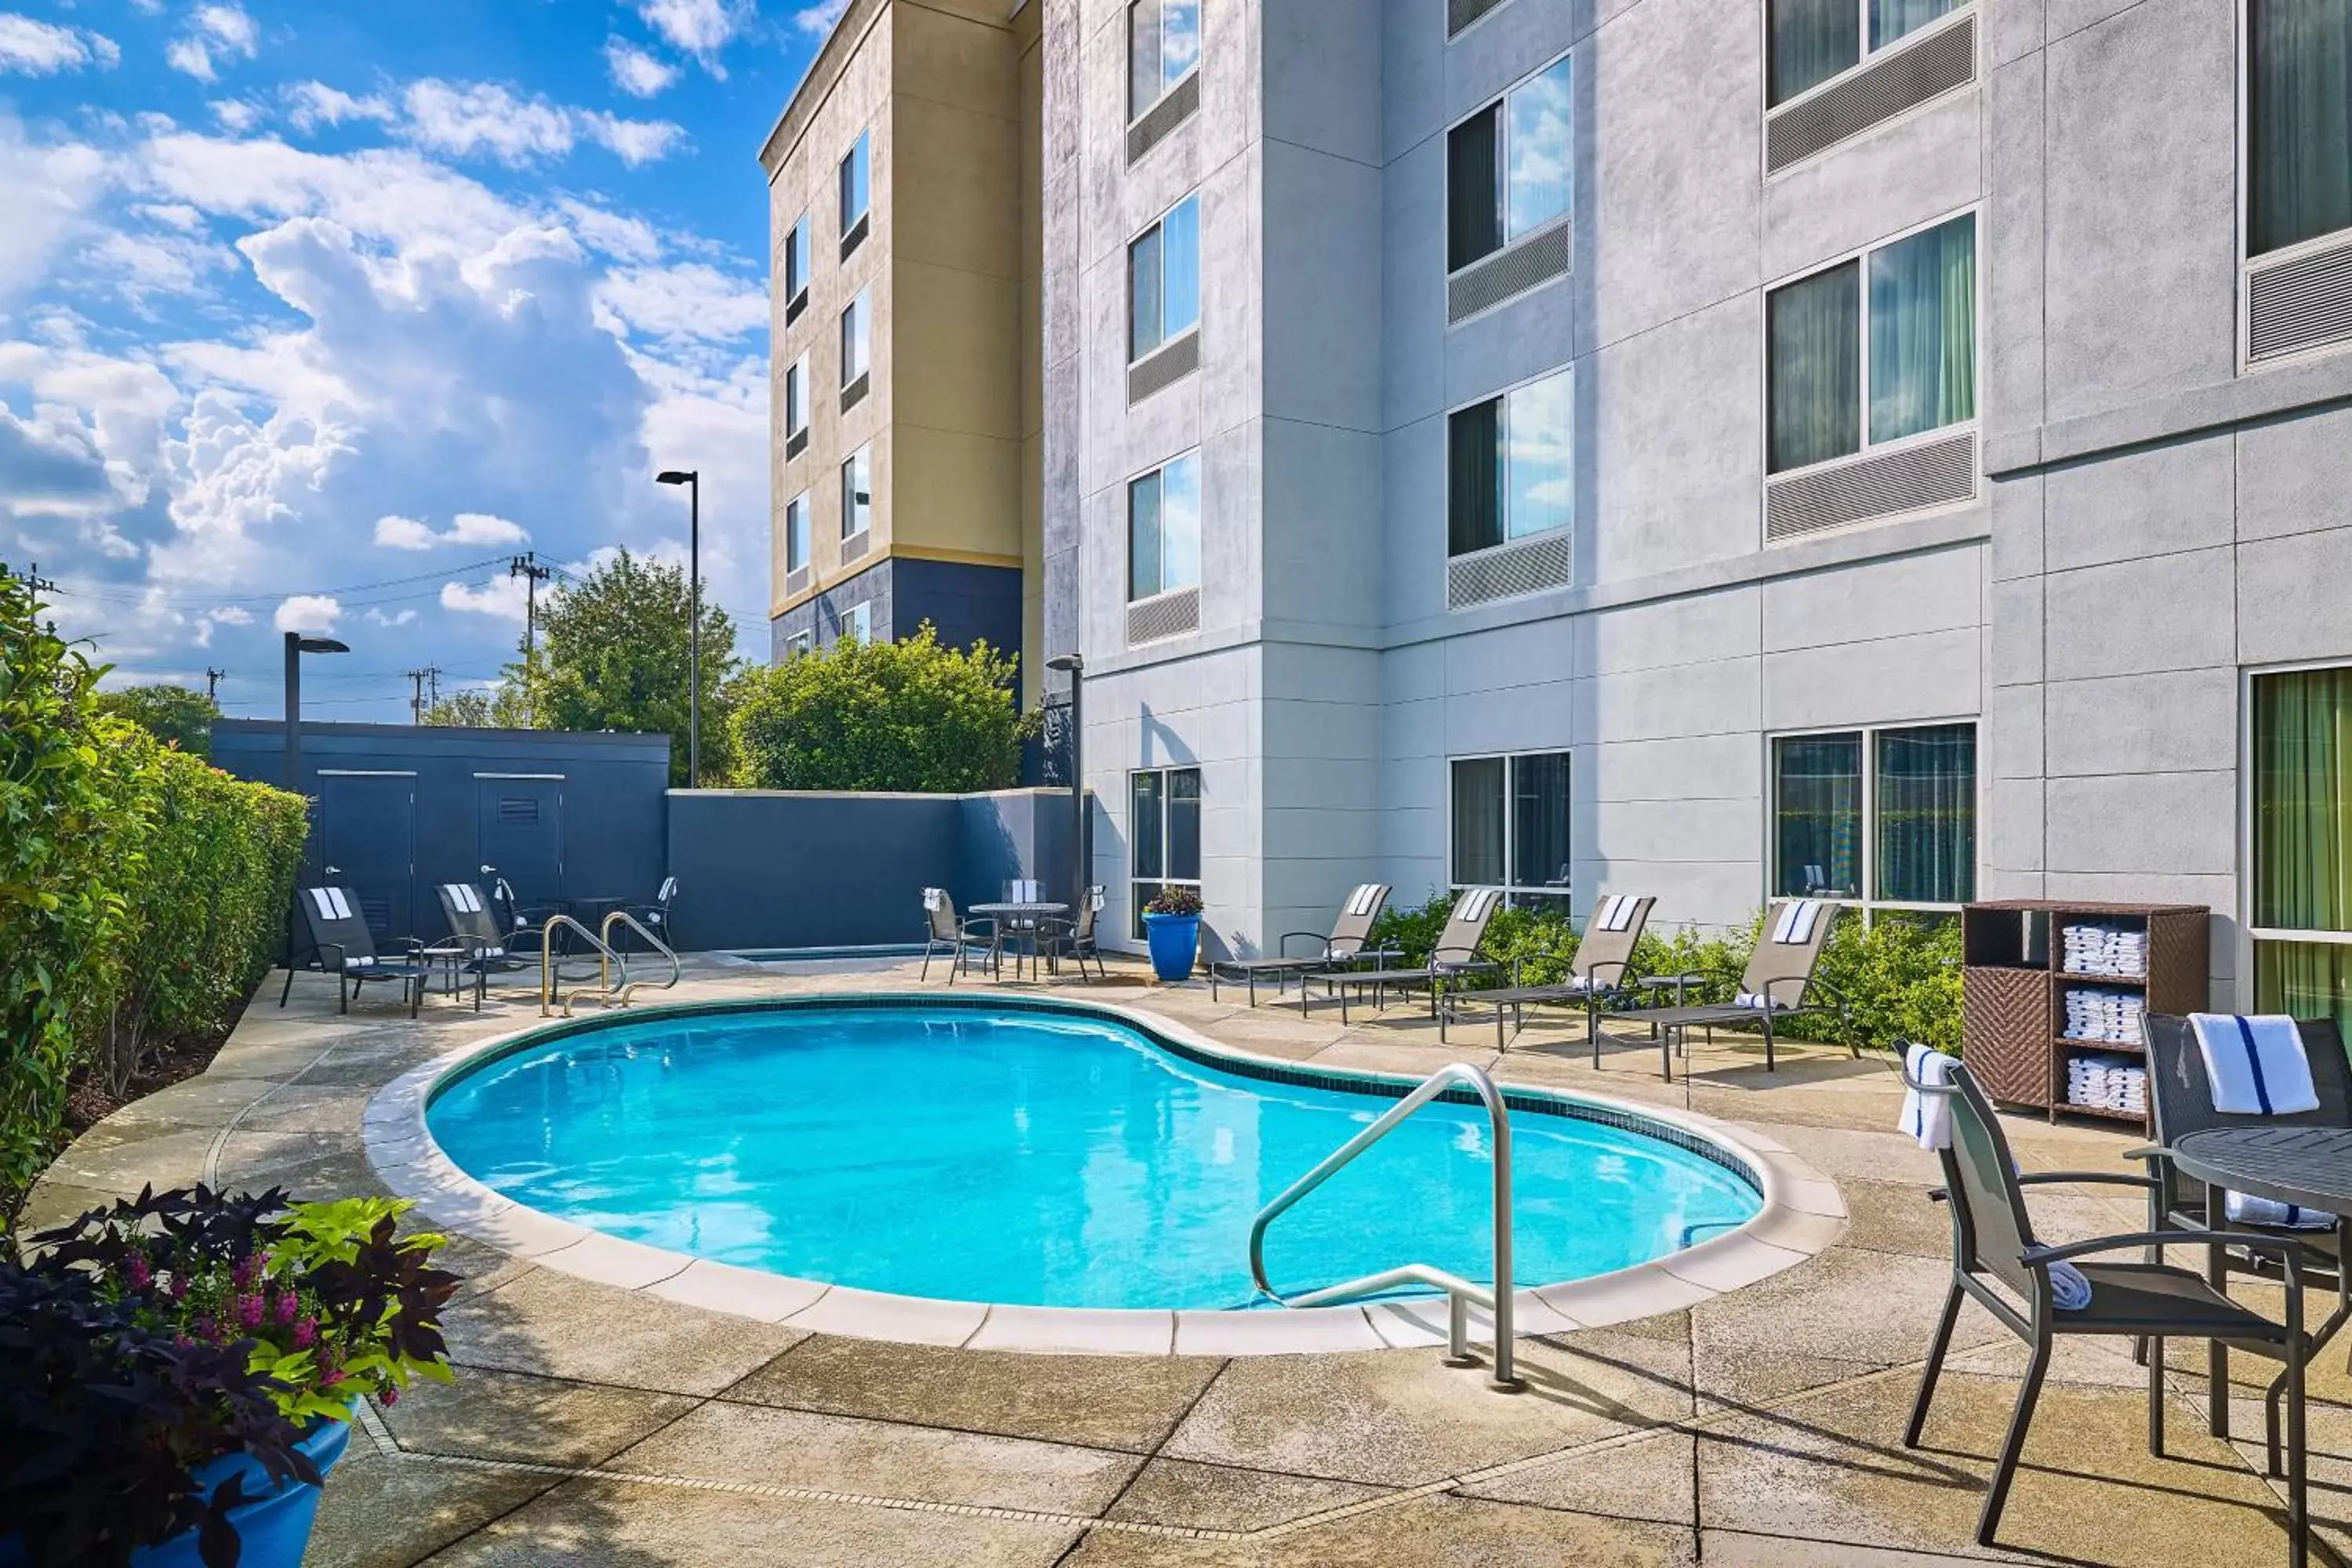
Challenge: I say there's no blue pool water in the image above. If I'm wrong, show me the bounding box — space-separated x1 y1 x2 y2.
426 1003 1761 1310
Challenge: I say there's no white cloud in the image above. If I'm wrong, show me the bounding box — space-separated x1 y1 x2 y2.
285 82 393 132
639 0 742 69
595 263 767 343
273 592 339 633
0 121 109 303
440 575 528 621
364 606 416 626
604 39 677 97
211 99 263 132
794 0 850 37
167 4 256 82
579 113 684 168
0 14 119 74
394 79 684 168
374 511 528 550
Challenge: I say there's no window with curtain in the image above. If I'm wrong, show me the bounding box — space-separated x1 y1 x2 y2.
784 492 811 572
1447 56 1571 272
1129 194 1200 360
784 212 810 304
1768 214 1974 475
841 289 870 386
840 445 871 538
785 355 808 437
1131 767 1201 936
1127 452 1200 601
1448 368 1573 557
1769 0 1963 107
1452 751 1571 909
1775 723 1973 909
1128 0 1200 118
2252 666 2352 1035
2249 0 2352 257
840 129 870 232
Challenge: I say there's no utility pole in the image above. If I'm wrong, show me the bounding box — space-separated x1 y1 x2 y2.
407 668 430 724
509 554 552 726
205 667 226 702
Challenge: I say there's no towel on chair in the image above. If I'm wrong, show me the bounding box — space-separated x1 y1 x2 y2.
2190 1013 2320 1116
2049 1261 2093 1312
1734 990 1791 1011
1596 894 1637 932
1900 1044 1956 1152
1771 898 1821 945
2223 1190 2337 1230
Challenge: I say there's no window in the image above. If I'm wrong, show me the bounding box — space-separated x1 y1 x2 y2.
1127 0 1200 118
784 492 811 573
841 445 871 538
839 129 870 237
1772 721 1975 913
1131 766 1201 938
786 630 813 658
1129 194 1200 361
784 211 811 310
1448 368 1571 557
841 601 872 644
2248 0 2352 257
2249 666 2352 1036
1450 752 1571 913
784 354 809 438
1769 0 1965 107
1767 212 1975 474
1446 56 1571 272
840 289 870 387
1127 452 1200 601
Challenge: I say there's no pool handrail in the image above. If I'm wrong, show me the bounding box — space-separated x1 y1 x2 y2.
599 909 681 1006
1247 1060 1522 1391
539 914 625 1017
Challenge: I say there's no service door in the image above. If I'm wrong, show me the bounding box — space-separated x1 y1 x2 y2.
477 775 565 909
318 772 418 943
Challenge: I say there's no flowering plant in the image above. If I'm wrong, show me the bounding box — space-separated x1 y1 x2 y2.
2 1185 460 1566
1145 886 1203 917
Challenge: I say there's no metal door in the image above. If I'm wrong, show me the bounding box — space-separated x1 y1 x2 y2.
318 772 417 943
477 775 564 908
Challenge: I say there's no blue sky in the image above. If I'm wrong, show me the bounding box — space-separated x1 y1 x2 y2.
2 0 837 718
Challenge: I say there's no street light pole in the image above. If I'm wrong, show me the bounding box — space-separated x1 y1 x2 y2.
1046 652 1085 916
656 469 702 788
281 629 350 967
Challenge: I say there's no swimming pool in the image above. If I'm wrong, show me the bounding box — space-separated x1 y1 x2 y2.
424 1000 1763 1312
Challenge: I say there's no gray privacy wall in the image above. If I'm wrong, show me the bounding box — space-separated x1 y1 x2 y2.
664 786 1092 951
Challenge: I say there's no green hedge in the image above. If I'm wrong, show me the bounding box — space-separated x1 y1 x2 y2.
2 572 307 1215
1365 894 1961 1054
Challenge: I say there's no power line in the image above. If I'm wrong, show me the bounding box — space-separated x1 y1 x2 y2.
41 557 513 608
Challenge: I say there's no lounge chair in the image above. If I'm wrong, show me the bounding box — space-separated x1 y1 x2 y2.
1319 887 1504 1025
1207 884 1393 1006
1039 885 1109 982
1439 893 1653 1054
1902 1056 2314 1563
920 887 998 983
1632 898 1849 1080
615 876 680 953
434 883 532 975
279 885 432 1017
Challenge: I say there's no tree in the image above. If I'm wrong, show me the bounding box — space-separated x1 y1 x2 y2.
93 683 218 758
731 624 1034 792
421 691 492 728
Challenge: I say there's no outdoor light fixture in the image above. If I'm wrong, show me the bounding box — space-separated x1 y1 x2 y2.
282 629 350 969
1046 653 1085 917
655 469 702 788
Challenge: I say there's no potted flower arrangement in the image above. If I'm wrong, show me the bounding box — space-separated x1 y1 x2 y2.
1140 885 1203 983
2 1185 461 1568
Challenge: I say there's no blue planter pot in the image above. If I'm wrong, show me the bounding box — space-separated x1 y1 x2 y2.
1 1406 354 1568
1141 911 1200 982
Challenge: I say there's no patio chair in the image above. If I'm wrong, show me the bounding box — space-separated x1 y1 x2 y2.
434 883 532 975
1631 898 1851 1081
1039 885 1109 982
278 886 432 1018
1207 884 1394 1006
1903 1057 2313 1563
1439 893 1654 1054
920 888 998 983
615 877 680 953
1318 887 1505 1025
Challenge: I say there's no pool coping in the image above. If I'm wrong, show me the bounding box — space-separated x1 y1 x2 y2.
361 993 1846 1358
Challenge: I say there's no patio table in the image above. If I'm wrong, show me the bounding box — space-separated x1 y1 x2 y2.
2167 1126 2352 1442
970 901 1069 979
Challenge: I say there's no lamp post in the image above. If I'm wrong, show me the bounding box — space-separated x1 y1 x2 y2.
1045 652 1084 916
656 469 701 788
282 629 349 971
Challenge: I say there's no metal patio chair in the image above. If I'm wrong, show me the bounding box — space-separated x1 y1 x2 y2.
920 887 998 983
1318 887 1505 1025
1039 885 1109 982
1631 898 1852 1080
1207 883 1395 1006
280 885 433 1018
1439 892 1654 1054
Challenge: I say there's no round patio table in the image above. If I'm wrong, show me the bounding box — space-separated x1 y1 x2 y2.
970 902 1069 980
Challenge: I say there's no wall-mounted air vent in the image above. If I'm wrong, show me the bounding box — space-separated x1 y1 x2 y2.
1764 430 1976 543
1127 330 1200 405
841 530 870 564
1127 71 1200 165
840 373 869 412
1127 586 1200 645
839 213 869 260
786 427 808 461
1766 13 1975 175
1447 530 1572 610
1447 0 1508 38
2246 233 2352 365
1446 222 1570 326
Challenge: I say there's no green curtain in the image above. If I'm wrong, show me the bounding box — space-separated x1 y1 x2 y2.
1127 470 1162 601
1773 735 1861 897
1448 399 1502 556
1869 214 1975 446
1770 0 1860 106
2255 940 2352 1038
2250 0 2352 256
1875 724 1976 904
1448 107 1501 270
1768 260 1860 473
1131 771 1165 880
2254 667 2352 931
1451 758 1506 887
1508 753 1571 891
1871 0 1957 50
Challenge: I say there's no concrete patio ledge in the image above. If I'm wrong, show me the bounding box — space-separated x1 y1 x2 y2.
361 992 1844 1357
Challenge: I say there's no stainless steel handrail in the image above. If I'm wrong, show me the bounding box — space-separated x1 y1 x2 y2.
1247 1061 1522 1390
599 909 681 1005
539 915 623 1017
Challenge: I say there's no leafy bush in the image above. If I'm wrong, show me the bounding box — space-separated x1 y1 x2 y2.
1145 886 1203 917
93 684 220 759
730 623 1036 793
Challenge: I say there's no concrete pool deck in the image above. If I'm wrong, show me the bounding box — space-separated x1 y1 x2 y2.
22 955 2352 1566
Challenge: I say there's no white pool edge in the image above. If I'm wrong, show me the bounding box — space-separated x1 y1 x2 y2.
362 993 1845 1357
